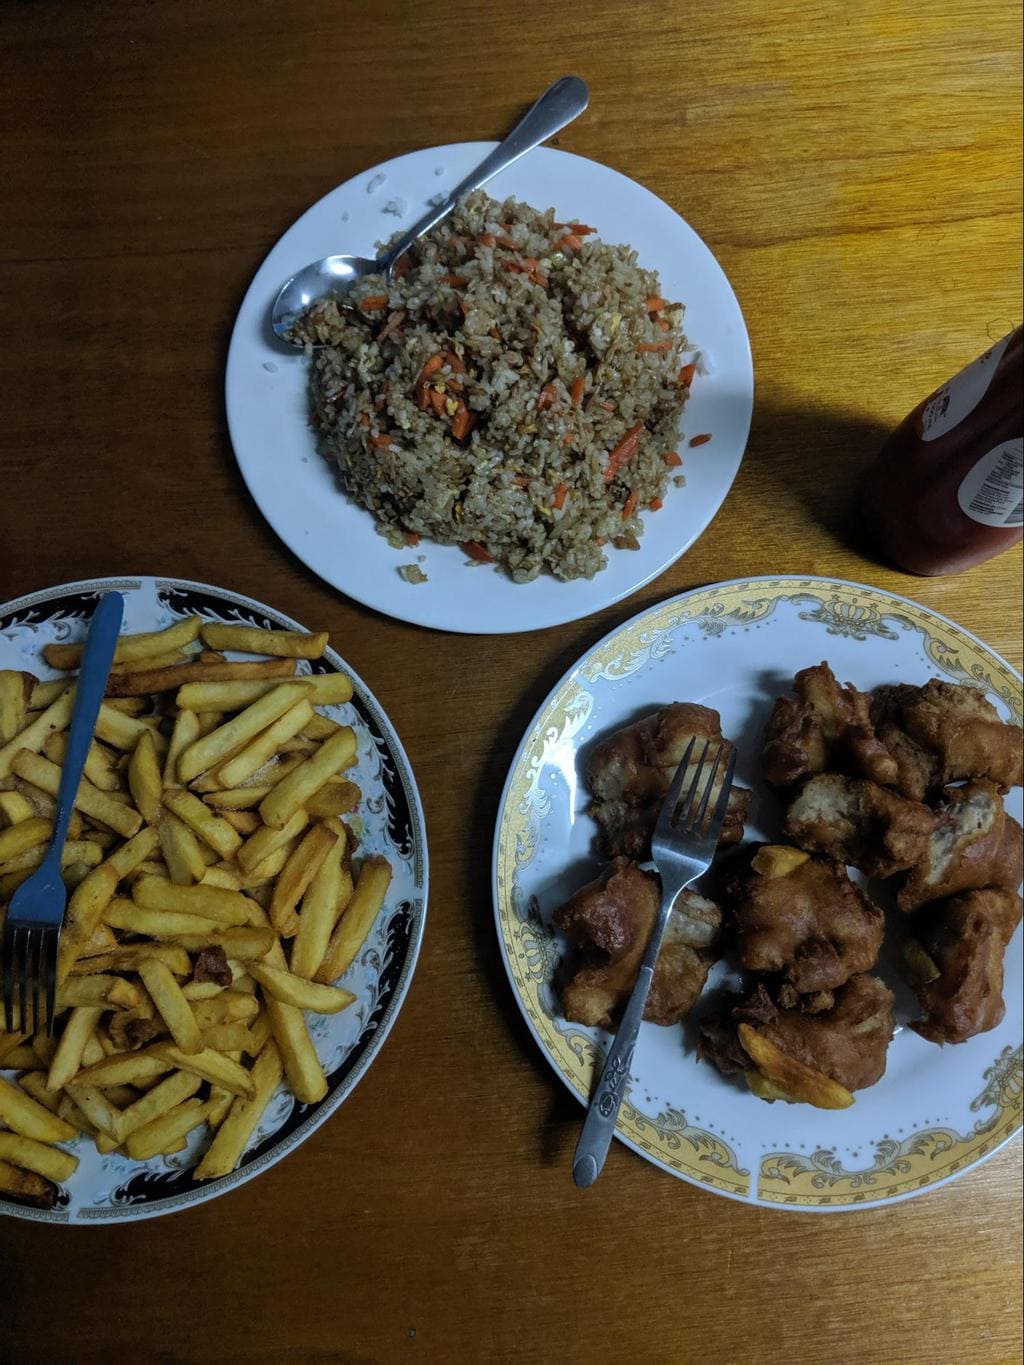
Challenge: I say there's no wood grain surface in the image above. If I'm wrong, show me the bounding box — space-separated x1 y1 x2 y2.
1 2 1021 1362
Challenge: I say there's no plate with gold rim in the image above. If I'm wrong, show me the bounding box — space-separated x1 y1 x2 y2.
0 576 428 1224
492 574 1022 1210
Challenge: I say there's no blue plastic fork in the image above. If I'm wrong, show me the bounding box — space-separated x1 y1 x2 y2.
1 591 124 1036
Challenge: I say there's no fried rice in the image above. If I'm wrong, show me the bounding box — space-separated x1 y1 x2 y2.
298 190 693 582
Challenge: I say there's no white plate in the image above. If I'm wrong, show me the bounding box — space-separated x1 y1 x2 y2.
493 576 1022 1210
0 576 428 1224
226 143 753 634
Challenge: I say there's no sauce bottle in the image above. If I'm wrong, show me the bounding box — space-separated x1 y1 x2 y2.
864 326 1022 574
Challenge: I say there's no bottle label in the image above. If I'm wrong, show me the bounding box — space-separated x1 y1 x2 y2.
957 438 1024 527
919 332 1012 443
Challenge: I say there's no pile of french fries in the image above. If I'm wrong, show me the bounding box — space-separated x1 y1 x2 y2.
0 616 393 1208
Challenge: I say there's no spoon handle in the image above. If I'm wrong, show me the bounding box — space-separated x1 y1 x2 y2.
381 75 589 276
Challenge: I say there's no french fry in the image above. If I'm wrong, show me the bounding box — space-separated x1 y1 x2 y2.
162 790 242 859
0 815 52 864
189 992 260 1029
194 1040 283 1180
115 1069 201 1142
177 682 312 784
149 1043 254 1098
106 825 160 879
200 865 242 891
194 710 226 739
0 1133 78 1183
43 616 202 671
177 671 352 712
240 843 294 889
69 943 192 977
58 866 121 983
0 1076 78 1142
28 679 67 709
0 1032 28 1064
56 976 144 1011
30 1034 58 1068
167 926 276 959
201 1023 255 1052
163 709 201 788
71 1086 125 1142
108 647 193 678
80 1031 105 1068
10 749 142 838
221 810 260 835
133 875 255 926
202 785 272 810
213 699 315 791
18 1071 64 1113
69 1051 171 1090
157 810 207 884
200 624 328 659
206 1086 235 1129
291 825 347 979
259 729 357 830
128 729 162 823
104 900 225 939
0 686 75 780
76 921 120 959
0 1158 56 1208
58 1094 95 1137
106 657 298 698
248 906 327 1103
270 822 339 936
300 713 343 741
0 670 33 746
0 790 36 827
737 1024 855 1110
83 739 121 793
103 697 149 716
316 856 392 984
94 702 166 753
0 1044 40 1069
248 962 355 1014
125 1097 212 1161
138 959 203 1055
237 808 309 873
47 1006 104 1090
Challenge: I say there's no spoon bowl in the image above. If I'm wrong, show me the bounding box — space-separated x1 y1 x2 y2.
272 254 379 340
270 75 589 346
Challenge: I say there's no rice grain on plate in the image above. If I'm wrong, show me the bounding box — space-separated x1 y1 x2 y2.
299 191 693 582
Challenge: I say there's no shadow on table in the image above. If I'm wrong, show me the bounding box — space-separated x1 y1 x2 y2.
462 398 900 1165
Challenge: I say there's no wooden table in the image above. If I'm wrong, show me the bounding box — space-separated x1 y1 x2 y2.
1 2 1021 1361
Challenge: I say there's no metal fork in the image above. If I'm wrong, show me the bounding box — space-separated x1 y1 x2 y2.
572 736 737 1187
1 591 124 1037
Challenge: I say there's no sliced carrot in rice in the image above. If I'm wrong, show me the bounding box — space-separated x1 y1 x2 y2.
689 433 712 447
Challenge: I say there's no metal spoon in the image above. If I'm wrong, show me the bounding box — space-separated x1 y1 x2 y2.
271 75 589 345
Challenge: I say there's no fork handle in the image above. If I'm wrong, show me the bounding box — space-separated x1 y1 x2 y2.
49 592 125 854
572 959 657 1188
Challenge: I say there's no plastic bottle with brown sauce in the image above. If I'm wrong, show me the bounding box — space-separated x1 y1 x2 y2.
864 326 1023 574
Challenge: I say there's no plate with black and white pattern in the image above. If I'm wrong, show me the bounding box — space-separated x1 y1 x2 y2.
0 576 428 1224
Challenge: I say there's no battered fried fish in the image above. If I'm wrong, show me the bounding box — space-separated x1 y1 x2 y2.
586 703 750 860
897 779 1024 912
697 973 896 1098
761 662 897 788
904 888 1023 1045
729 845 885 992
555 858 722 1029
872 679 1023 802
783 773 937 877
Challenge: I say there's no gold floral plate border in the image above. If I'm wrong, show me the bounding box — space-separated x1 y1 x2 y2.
492 575 1022 1210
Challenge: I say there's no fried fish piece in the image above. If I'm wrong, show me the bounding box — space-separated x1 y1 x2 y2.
872 680 1023 802
904 888 1023 1045
761 662 897 789
697 974 896 1099
897 779 1024 912
729 845 885 992
555 858 721 1028
586 703 750 859
784 773 937 877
